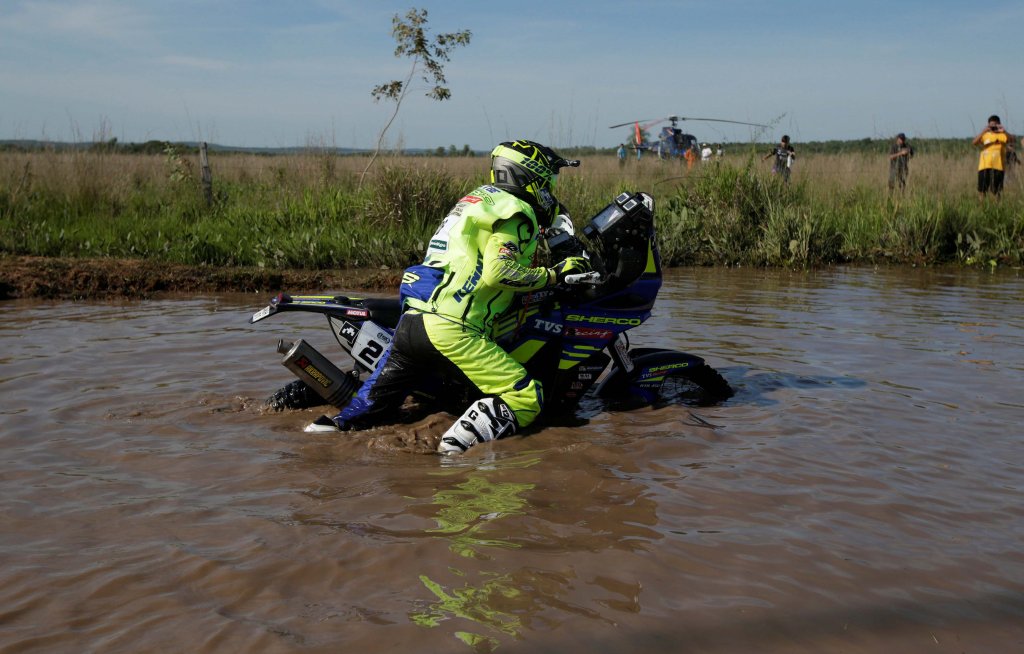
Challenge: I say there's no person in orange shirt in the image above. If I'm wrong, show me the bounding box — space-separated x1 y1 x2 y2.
971 114 1014 199
684 144 697 171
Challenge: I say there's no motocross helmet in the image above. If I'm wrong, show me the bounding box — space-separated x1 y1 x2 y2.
490 140 577 226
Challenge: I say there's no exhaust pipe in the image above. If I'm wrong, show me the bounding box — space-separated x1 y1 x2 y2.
278 339 359 408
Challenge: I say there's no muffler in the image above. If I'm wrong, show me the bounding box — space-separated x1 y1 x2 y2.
277 339 358 408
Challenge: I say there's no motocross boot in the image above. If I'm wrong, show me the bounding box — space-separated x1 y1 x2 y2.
437 397 518 455
304 412 369 433
304 414 341 433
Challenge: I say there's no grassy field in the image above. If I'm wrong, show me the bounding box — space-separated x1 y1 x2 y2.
1 145 1021 270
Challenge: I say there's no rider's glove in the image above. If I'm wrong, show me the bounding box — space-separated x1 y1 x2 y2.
549 256 592 285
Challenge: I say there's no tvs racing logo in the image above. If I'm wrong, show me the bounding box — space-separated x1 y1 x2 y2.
532 318 562 334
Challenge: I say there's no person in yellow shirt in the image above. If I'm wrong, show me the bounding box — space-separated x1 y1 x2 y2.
971 114 1014 199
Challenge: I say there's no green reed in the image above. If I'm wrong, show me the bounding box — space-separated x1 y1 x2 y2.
1 147 1021 270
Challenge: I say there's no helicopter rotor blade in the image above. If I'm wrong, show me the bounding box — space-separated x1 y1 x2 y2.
612 115 769 129
609 117 673 132
608 118 658 129
671 116 769 128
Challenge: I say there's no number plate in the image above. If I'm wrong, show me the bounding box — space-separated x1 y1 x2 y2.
352 322 394 370
251 305 272 322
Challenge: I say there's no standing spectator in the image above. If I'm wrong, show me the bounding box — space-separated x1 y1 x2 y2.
763 135 796 182
700 142 713 162
888 132 914 191
684 144 697 171
616 143 626 168
715 143 724 158
972 114 1013 199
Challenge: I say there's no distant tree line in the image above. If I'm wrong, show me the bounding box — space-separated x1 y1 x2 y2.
433 144 475 157
737 138 982 157
0 139 190 155
0 138 988 158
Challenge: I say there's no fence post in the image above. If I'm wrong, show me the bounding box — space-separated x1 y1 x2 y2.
199 142 213 206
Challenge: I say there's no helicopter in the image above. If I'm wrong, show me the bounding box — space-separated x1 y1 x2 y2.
610 115 767 158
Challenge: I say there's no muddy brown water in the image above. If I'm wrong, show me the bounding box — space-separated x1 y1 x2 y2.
1 267 1022 653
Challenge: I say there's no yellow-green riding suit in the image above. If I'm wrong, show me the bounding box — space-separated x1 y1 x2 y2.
334 184 557 431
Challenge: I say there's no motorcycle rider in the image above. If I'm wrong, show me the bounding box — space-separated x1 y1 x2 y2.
307 140 591 454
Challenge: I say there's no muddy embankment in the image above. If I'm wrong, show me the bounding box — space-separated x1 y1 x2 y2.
0 256 402 300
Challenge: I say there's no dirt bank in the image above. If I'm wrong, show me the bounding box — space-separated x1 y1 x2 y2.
0 256 403 300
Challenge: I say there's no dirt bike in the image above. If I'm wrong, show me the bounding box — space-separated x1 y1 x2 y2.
249 191 733 426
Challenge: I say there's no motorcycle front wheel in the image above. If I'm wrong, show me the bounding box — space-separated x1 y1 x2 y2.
649 364 733 406
597 351 733 407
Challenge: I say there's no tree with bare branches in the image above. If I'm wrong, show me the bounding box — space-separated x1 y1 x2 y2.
360 8 471 186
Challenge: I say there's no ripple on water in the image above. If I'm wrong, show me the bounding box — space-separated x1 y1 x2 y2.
1 271 1023 652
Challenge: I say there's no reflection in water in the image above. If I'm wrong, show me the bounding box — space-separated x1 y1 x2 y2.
413 468 534 646
426 475 534 558
410 453 655 648
411 573 521 648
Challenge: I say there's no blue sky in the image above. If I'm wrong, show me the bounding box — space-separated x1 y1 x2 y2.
1 1 1022 149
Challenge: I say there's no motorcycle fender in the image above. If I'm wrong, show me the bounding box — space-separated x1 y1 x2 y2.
595 349 707 396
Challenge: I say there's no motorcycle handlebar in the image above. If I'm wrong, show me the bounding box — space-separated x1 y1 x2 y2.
562 271 602 285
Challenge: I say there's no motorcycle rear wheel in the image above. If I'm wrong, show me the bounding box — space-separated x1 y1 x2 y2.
265 379 326 412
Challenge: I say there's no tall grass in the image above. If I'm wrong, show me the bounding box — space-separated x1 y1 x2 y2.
1 146 1021 269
